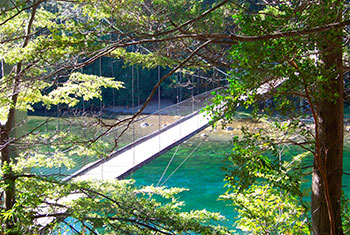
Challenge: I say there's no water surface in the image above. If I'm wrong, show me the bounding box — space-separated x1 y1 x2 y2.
129 132 350 231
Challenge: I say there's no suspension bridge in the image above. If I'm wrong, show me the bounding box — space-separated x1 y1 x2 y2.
35 85 219 229
60 74 285 182
63 88 216 182
56 44 228 182
29 63 281 183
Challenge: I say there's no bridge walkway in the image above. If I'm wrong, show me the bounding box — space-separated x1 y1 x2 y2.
64 90 215 181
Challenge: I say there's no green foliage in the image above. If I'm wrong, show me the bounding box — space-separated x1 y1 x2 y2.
218 122 312 234
42 72 123 109
1 0 348 234
0 1 230 231
222 120 312 193
222 184 309 235
342 193 350 234
0 178 230 234
205 0 348 234
0 2 125 120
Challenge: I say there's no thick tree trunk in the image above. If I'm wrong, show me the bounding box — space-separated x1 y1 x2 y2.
312 82 344 234
312 16 344 234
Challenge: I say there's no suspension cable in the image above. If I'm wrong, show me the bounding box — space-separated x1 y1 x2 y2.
156 144 181 187
159 136 207 187
132 56 135 166
99 57 102 110
158 65 161 161
137 65 140 107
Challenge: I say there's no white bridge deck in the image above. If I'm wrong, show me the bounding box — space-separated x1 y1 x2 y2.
65 111 210 181
64 79 282 182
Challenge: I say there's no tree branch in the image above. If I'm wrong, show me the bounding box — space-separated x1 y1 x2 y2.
196 20 350 42
69 40 213 154
0 0 44 27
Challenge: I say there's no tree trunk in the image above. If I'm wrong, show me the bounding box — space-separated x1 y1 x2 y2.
312 81 344 234
1 107 17 232
1 2 38 232
312 12 344 234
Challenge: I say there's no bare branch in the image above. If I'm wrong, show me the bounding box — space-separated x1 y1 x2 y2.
0 0 44 27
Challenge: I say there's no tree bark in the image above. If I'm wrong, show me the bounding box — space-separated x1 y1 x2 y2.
312 74 344 235
1 110 16 211
312 9 344 234
1 2 39 232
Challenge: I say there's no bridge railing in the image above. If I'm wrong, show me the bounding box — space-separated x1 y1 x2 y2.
105 87 219 148
30 88 220 180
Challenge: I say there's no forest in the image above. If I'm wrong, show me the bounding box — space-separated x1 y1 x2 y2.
1 0 350 234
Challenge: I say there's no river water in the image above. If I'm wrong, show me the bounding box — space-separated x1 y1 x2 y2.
128 131 350 232
128 134 236 225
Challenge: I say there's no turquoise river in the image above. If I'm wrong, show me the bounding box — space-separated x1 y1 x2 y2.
128 131 350 233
